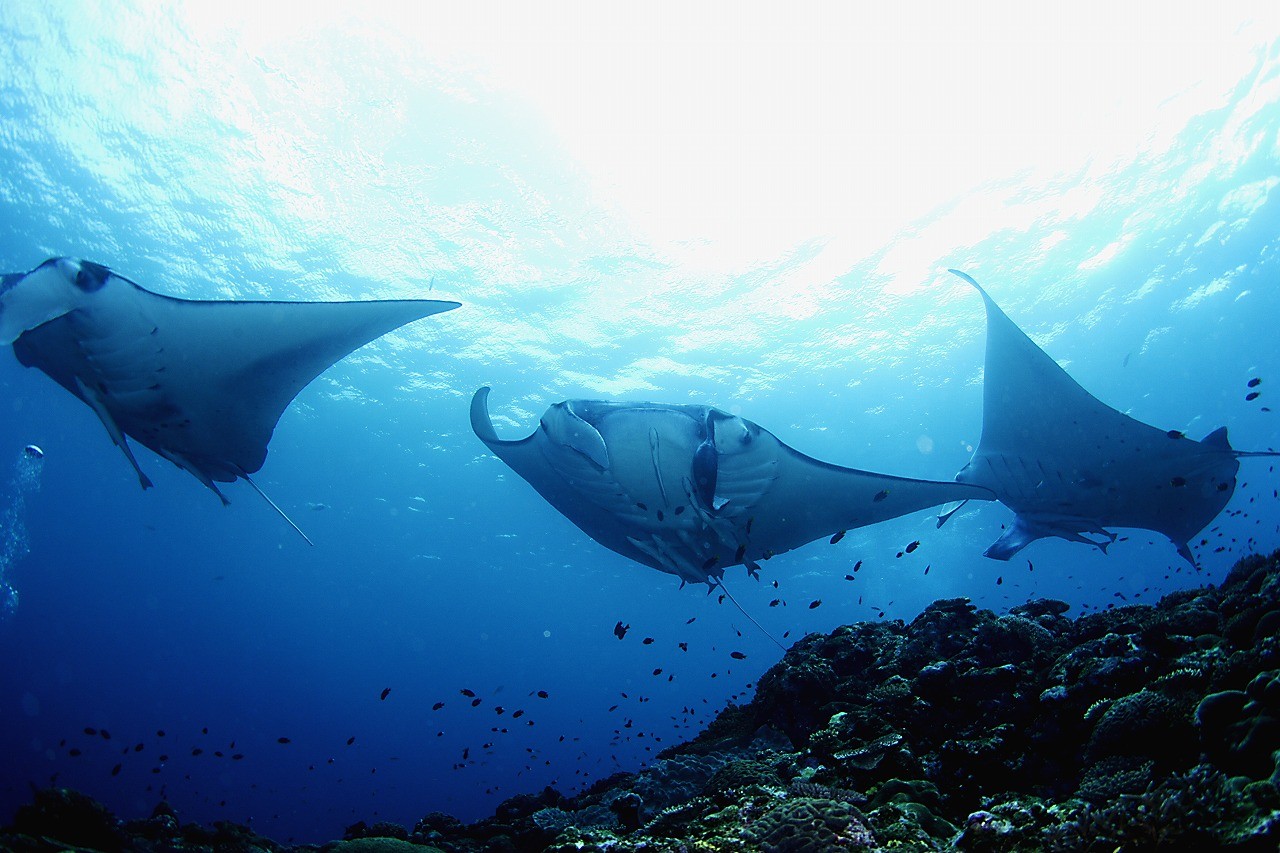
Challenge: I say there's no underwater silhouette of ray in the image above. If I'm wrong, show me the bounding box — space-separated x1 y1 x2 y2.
1 257 459 541
941 269 1277 564
472 386 993 586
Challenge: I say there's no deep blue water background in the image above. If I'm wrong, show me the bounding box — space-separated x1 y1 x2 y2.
1 4 1279 843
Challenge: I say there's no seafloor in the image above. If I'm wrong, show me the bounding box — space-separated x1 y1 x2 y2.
7 551 1280 852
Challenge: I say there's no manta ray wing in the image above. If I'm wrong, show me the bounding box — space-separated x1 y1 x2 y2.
948 269 1275 562
738 436 996 557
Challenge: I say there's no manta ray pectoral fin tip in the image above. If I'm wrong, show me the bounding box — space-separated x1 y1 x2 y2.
1174 542 1196 566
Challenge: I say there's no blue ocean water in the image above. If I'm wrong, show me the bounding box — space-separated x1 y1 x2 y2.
1 3 1279 843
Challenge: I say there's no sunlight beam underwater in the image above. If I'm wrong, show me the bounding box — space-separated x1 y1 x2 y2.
0 257 460 543
939 269 1279 565
472 386 994 587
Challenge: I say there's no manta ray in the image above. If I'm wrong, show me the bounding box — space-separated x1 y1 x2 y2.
1 257 459 542
941 269 1277 564
472 386 993 587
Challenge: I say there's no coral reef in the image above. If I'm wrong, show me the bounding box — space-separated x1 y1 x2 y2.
8 551 1280 851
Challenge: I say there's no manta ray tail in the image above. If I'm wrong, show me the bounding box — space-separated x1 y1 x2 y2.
241 472 315 546
716 576 786 652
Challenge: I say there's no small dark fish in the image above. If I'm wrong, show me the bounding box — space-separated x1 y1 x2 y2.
471 698 482 707
873 489 889 502
809 599 822 609
1247 391 1261 401
652 668 663 676
1249 377 1262 388
277 737 291 744
657 510 664 521
512 710 524 719
461 688 476 698
678 642 688 652
702 556 719 571
730 651 746 660
686 617 696 624
156 730 165 737
1170 476 1187 487
924 565 930 575
905 540 920 554
829 530 846 545
432 702 445 711
134 743 144 752
100 729 111 740
635 502 647 511
111 764 121 777
844 574 855 581
537 690 549 699
769 599 781 607
1167 429 1184 439
734 544 747 562
853 560 862 572
997 576 1004 585
674 505 685 515
68 748 82 757
613 622 630 640
347 736 356 745
642 637 654 645
232 754 244 761
380 688 391 701
495 706 505 714
191 748 203 756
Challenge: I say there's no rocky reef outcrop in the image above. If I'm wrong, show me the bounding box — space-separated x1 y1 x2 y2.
7 551 1280 851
